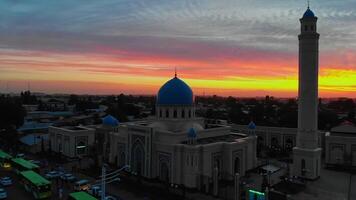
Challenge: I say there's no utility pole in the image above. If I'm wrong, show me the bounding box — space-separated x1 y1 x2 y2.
101 164 107 200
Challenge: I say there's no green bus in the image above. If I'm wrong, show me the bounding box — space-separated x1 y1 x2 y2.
0 150 12 169
11 158 39 174
20 170 51 199
68 191 97 200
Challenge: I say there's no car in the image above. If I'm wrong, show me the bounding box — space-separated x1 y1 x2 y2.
0 177 12 186
74 179 90 191
45 171 60 179
88 185 102 197
15 153 25 159
105 196 118 200
0 188 7 199
29 160 42 166
60 173 76 182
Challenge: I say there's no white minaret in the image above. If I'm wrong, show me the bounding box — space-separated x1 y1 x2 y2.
292 6 322 180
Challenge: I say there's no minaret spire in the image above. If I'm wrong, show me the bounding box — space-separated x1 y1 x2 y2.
174 67 177 78
307 0 310 9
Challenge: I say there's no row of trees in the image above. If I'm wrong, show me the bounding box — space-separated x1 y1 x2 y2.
0 95 26 152
202 96 355 130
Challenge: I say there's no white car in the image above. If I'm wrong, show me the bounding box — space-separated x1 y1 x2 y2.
0 177 12 186
0 188 7 199
45 171 60 179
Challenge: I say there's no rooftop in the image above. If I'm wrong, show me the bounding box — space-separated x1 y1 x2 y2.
12 158 39 169
20 170 50 186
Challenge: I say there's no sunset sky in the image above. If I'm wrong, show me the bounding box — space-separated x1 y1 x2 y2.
0 0 355 97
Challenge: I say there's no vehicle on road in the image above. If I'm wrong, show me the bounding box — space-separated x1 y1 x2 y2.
0 188 7 199
15 153 25 159
45 171 60 179
68 191 97 200
88 185 102 197
11 158 39 174
29 160 42 167
20 170 51 199
60 173 76 182
74 179 90 191
0 150 12 169
0 177 12 186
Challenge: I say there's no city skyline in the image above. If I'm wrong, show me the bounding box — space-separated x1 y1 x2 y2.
1 0 356 97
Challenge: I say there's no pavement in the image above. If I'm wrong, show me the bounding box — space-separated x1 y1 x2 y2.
290 168 355 200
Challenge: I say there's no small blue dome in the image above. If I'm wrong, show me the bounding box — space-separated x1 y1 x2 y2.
102 115 119 126
157 77 193 105
188 128 197 138
303 8 315 18
248 121 256 130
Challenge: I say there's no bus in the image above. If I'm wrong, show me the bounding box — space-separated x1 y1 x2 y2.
0 150 12 169
68 191 97 200
11 158 39 174
20 170 51 199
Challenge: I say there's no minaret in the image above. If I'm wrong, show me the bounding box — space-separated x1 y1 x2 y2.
292 6 322 180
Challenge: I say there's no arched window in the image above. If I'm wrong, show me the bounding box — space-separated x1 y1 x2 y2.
311 25 314 31
234 157 240 174
132 142 145 176
188 110 191 118
301 159 306 176
173 109 177 118
304 25 308 31
182 110 185 118
166 109 169 118
159 109 162 118
271 137 278 147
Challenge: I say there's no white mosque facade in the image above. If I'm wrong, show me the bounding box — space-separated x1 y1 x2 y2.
107 75 257 190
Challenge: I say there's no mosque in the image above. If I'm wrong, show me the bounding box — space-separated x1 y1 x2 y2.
106 73 257 191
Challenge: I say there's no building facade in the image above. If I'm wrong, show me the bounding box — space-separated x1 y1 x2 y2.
49 126 95 158
108 75 257 191
325 122 356 167
232 124 323 152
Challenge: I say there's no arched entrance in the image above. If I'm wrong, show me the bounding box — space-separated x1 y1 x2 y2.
159 162 170 183
119 152 125 167
132 141 145 176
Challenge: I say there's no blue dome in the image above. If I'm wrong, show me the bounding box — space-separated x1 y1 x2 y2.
188 128 197 138
102 115 119 126
157 77 193 105
303 8 315 18
248 121 256 130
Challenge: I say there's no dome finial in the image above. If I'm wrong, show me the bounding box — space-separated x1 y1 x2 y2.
307 0 310 9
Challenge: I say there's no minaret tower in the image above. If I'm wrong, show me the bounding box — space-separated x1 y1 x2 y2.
292 5 322 180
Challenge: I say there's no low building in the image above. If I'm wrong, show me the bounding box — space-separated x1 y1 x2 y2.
325 121 356 167
49 126 95 158
232 124 324 152
19 134 49 154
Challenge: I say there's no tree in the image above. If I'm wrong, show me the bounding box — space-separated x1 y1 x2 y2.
0 95 26 130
